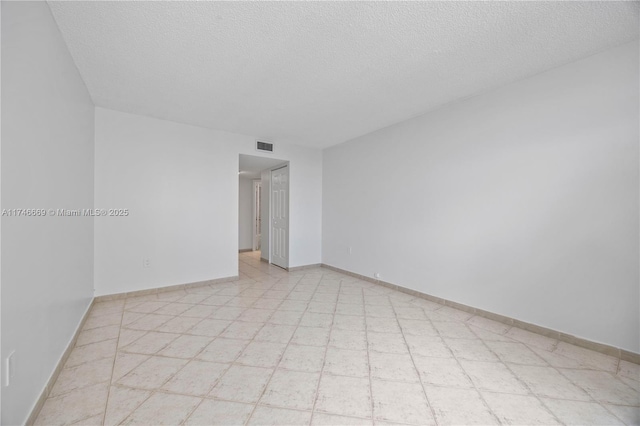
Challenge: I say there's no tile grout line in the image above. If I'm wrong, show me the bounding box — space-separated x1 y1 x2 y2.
551 362 634 424
242 272 317 425
170 318 243 424
159 278 271 421
106 376 638 406
116 330 189 423
309 278 342 424
247 272 336 420
100 299 128 426
321 264 637 365
181 275 288 425
46 303 127 425
145 270 636 422
34 304 116 425
389 298 440 425
430 317 503 425
469 331 638 420
467 324 566 425
117 278 262 425
210 274 290 423
37 261 302 424
107 320 636 408
362 289 378 423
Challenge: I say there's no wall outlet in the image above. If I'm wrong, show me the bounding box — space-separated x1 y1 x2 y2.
348 246 352 255
5 351 15 387
143 257 151 268
374 272 381 279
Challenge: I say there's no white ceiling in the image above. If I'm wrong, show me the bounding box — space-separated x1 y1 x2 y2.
48 1 639 149
239 154 287 180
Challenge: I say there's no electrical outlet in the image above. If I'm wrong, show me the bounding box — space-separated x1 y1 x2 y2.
143 257 151 268
5 351 15 387
374 272 381 279
348 246 352 255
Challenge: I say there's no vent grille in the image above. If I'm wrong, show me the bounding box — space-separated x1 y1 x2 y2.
256 141 274 153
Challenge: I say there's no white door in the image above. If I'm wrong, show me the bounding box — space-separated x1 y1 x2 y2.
253 180 262 251
270 165 289 269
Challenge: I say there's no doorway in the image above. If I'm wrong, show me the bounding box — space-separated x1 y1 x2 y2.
238 154 289 268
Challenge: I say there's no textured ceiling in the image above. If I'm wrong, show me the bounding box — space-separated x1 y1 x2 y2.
48 1 639 148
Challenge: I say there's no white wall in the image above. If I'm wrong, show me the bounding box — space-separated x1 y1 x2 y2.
1 3 95 424
94 108 322 296
238 177 254 251
323 41 639 352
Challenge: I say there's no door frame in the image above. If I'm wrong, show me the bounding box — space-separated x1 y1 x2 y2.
252 179 261 251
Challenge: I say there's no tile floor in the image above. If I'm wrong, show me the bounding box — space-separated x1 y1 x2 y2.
35 251 639 425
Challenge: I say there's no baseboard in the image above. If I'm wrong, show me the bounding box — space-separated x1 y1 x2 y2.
25 298 95 426
287 263 322 272
321 263 640 365
94 275 240 301
260 257 268 263
238 248 253 253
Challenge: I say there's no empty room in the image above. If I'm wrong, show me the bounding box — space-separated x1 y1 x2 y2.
1 1 639 425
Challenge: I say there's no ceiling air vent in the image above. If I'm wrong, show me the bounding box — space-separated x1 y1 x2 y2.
256 141 274 153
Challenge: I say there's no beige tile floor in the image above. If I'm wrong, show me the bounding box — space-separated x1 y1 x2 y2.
36 251 639 425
